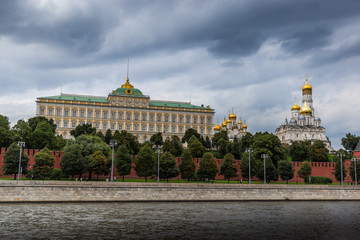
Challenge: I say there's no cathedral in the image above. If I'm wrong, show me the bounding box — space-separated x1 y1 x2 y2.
275 76 332 150
214 112 248 141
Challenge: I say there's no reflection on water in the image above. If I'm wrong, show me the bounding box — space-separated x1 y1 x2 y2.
0 201 359 239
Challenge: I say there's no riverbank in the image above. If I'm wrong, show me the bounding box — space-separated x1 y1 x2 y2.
0 180 359 202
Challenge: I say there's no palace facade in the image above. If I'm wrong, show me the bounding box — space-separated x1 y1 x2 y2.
275 76 332 150
36 78 215 142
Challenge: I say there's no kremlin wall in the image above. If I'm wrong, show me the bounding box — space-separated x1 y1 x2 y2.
0 147 354 183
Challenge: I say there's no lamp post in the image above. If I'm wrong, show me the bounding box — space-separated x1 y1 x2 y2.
17 141 25 181
261 154 268 184
246 148 253 184
352 157 358 186
109 140 117 182
154 145 162 183
338 153 345 186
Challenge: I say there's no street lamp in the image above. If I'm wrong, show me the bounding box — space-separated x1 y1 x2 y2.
352 157 358 186
245 148 253 184
17 141 25 181
154 145 162 183
261 154 268 184
109 140 117 182
338 153 345 186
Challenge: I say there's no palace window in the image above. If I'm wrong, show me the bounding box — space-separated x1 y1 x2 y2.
150 125 154 132
96 111 100 118
164 125 169 133
134 124 139 131
72 109 77 117
193 116 197 124
71 121 76 128
103 123 107 130
40 108 45 115
95 122 99 129
142 113 147 121
118 123 123 130
126 124 131 131
157 114 162 122
165 115 169 122
200 128 204 134
48 108 53 116
135 113 139 121
179 126 183 133
80 110 85 117
142 124 146 132
200 117 204 124
150 113 154 121
172 126 176 133
103 111 108 119
207 117 212 124
64 109 69 117
56 109 61 116
111 112 116 119
119 112 123 120
186 116 190 123
157 125 162 132
111 123 115 130
179 115 183 123
63 121 68 128
172 115 176 123
56 120 60 128
127 112 131 120
88 110 93 118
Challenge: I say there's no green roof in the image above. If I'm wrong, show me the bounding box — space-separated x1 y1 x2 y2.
150 101 210 110
38 94 108 103
112 87 144 96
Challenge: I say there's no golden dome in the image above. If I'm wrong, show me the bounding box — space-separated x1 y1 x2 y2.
229 112 237 120
291 103 300 111
121 77 134 89
242 124 247 129
222 120 227 127
214 123 221 131
238 120 242 125
300 101 312 115
226 119 231 123
302 75 312 94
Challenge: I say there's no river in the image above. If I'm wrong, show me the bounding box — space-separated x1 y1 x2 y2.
0 201 359 239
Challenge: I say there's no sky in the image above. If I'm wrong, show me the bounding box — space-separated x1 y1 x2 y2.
1 0 360 150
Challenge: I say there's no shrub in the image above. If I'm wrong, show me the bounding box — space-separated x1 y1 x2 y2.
50 169 63 180
310 176 332 184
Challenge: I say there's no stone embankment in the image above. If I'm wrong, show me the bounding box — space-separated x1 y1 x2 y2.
0 181 359 202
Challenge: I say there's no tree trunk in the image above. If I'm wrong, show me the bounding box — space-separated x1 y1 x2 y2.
286 180 288 184
88 171 92 180
228 179 230 184
14 173 16 180
167 178 169 182
145 176 147 182
122 175 125 182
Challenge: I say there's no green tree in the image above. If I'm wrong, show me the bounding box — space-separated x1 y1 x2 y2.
12 119 32 144
96 131 105 141
3 142 30 179
188 136 206 158
28 116 56 133
163 136 183 157
216 138 231 159
159 152 179 182
211 131 229 148
70 123 96 138
230 138 242 160
60 144 87 179
179 150 196 182
349 159 360 184
104 129 113 145
289 141 311 162
277 160 294 184
33 147 55 179
182 128 200 143
50 169 63 180
134 145 156 182
332 154 347 183
341 133 360 151
298 161 312 184
30 121 56 149
113 130 140 155
220 153 238 183
0 114 13 148
240 151 259 181
150 132 163 146
197 152 219 181
310 140 329 162
115 144 132 181
88 151 108 179
256 157 278 183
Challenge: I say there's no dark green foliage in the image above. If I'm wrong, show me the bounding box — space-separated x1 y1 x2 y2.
277 160 294 184
310 140 329 162
30 121 57 150
113 130 140 155
104 129 113 145
341 133 360 151
162 136 183 157
197 152 219 181
332 155 347 182
220 153 238 183
28 116 56 133
96 131 105 141
204 136 212 149
0 115 13 148
256 157 278 182
182 128 200 143
239 132 253 151
230 138 242 160
50 169 63 180
298 161 312 184
134 145 156 182
211 131 229 148
159 152 179 182
179 150 196 181
240 152 259 180
70 123 96 138
88 151 108 178
115 144 132 181
150 132 163 146
188 137 206 158
289 141 311 162
12 119 32 144
60 144 87 179
33 147 55 179
3 142 30 179
310 176 332 184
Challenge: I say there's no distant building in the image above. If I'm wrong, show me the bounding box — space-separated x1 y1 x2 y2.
36 77 215 142
213 111 248 141
275 76 332 150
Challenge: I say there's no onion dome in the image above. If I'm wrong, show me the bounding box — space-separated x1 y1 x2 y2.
300 101 312 115
242 124 247 129
214 123 221 131
222 120 227 127
238 120 242 125
302 75 312 94
229 112 237 120
291 103 300 111
226 118 231 123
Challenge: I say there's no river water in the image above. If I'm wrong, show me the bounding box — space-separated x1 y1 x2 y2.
0 201 359 240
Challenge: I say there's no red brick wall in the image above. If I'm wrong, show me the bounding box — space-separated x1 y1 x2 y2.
0 147 351 183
